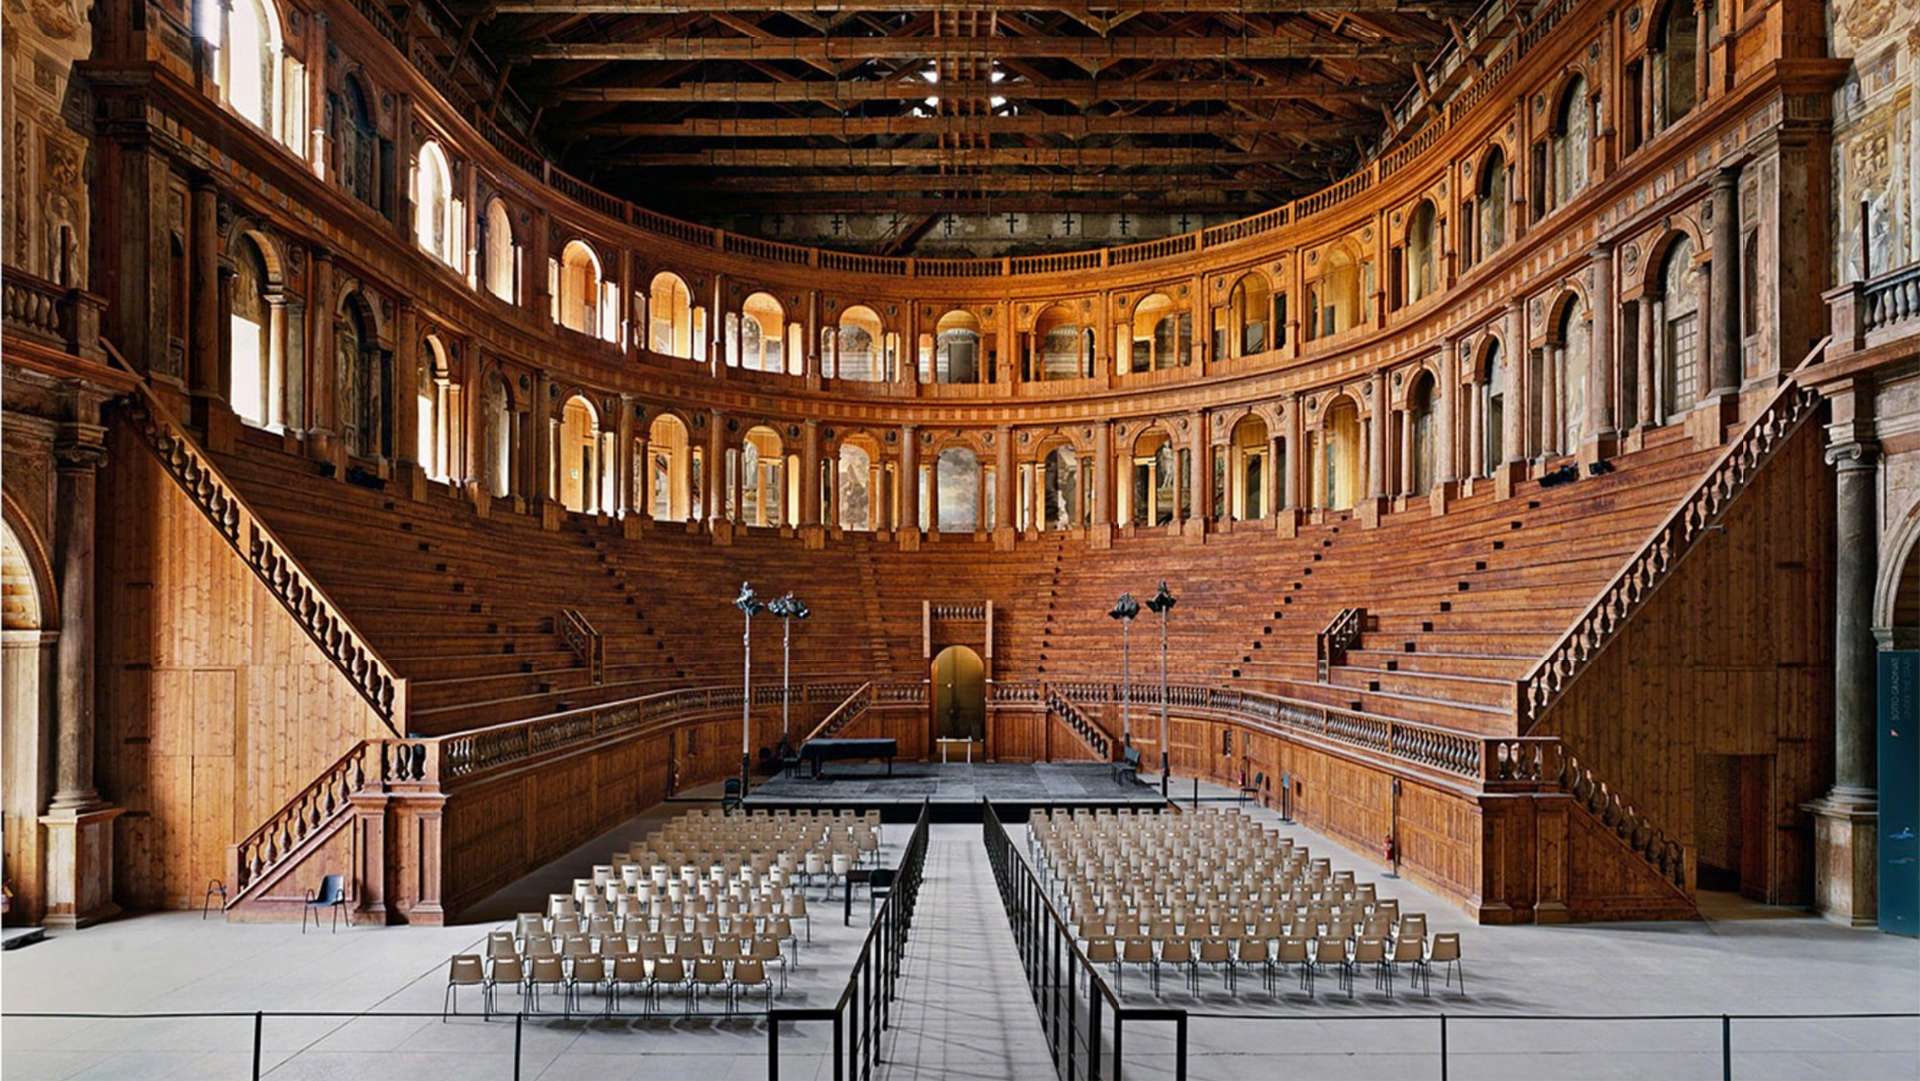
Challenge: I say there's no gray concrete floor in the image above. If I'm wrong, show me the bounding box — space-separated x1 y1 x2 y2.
0 797 899 1081
3 782 1917 1080
1023 780 1920 1080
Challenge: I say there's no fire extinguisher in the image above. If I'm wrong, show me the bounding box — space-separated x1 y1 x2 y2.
1383 832 1399 877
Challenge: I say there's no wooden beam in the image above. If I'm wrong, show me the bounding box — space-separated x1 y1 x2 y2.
516 36 1434 63
538 77 1405 104
567 114 1377 142
676 172 1302 192
655 192 1266 213
608 145 1323 167
494 0 1473 12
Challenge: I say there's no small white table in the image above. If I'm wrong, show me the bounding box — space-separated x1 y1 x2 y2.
936 737 977 764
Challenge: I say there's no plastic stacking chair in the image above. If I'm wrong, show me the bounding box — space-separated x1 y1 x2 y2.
787 891 811 942
1156 937 1195 996
1275 936 1310 994
691 959 731 1015
649 957 690 1017
731 959 774 1012
609 955 648 1015
443 955 485 1020
1313 936 1348 997
751 935 789 993
487 955 526 1016
1347 936 1387 999
570 955 609 1017
302 874 347 934
1425 933 1464 995
1235 936 1274 993
1197 939 1234 994
528 956 567 1015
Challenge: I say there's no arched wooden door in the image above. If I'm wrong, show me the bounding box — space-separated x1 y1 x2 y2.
930 645 985 742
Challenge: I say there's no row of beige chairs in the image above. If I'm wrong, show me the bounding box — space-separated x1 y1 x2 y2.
446 952 777 1019
1030 807 1465 999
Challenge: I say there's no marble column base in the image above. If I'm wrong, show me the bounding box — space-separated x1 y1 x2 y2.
37 805 123 929
1804 793 1878 928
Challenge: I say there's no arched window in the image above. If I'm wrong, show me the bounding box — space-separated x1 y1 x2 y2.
1314 248 1365 338
1230 415 1269 520
418 336 450 482
1553 77 1591 207
1659 237 1700 420
935 447 981 533
556 395 600 514
229 236 276 428
931 310 982 383
1481 343 1504 474
1125 294 1187 372
1227 274 1271 357
1033 305 1084 381
838 442 876 531
413 141 459 267
482 373 513 498
556 241 604 338
1408 372 1436 495
1406 202 1438 304
646 414 691 521
336 294 387 459
1550 299 1590 455
1478 149 1508 258
338 77 379 212
837 306 887 382
648 273 697 359
737 293 786 373
1043 446 1079 530
1319 397 1361 510
1127 430 1176 525
1654 3 1698 131
480 198 518 303
221 0 281 132
737 425 788 526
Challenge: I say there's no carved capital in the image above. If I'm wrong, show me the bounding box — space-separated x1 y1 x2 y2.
1824 421 1879 470
53 423 109 473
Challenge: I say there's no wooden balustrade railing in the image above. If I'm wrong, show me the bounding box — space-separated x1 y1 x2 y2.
227 741 369 900
3 269 104 359
109 344 408 732
805 681 873 743
558 608 605 684
1043 684 1114 760
1315 606 1367 680
1514 348 1828 731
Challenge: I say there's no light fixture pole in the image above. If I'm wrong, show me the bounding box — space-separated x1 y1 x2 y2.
734 582 765 796
1109 592 1140 746
1146 581 1177 799
768 592 810 739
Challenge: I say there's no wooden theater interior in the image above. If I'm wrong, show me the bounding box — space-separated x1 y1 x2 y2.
3 0 1918 1074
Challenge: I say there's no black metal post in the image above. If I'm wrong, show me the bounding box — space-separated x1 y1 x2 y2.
252 1011 263 1081
1174 1012 1188 1081
768 1014 780 1081
1438 1013 1448 1081
1722 1015 1732 1081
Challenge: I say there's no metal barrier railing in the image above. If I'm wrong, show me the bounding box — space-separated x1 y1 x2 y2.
766 799 933 1081
982 800 1189 1080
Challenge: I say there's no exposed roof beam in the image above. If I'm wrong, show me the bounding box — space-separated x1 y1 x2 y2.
568 114 1377 142
609 145 1320 166
492 0 1470 13
672 172 1293 192
539 77 1404 103
516 36 1432 63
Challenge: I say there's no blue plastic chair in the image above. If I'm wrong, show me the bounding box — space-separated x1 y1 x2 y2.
303 874 347 933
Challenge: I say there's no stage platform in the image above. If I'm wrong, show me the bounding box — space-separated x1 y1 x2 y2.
743 761 1170 822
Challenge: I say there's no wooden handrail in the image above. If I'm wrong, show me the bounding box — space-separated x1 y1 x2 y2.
804 680 874 743
226 740 369 900
1514 341 1830 731
1043 683 1115 760
559 607 604 684
1315 606 1367 680
105 341 408 733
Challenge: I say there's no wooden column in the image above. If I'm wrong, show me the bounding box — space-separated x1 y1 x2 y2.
307 248 337 456
393 302 420 477
1438 339 1459 484
1188 411 1206 532
189 178 222 401
1588 245 1617 448
1398 405 1414 495
995 426 1015 535
1370 370 1390 497
800 419 822 527
531 371 554 505
615 395 636 516
899 425 920 533
706 409 727 526
1503 300 1526 464
1638 298 1659 428
1707 166 1743 400
1283 394 1302 509
1092 421 1113 527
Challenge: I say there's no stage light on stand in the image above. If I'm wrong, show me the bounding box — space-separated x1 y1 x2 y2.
1109 592 1141 747
734 582 766 801
1145 581 1177 799
768 592 810 742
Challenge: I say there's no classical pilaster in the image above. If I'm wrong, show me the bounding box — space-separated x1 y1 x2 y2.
1091 419 1114 548
189 179 222 402
41 414 122 928
615 395 637 518
993 425 1015 548
307 247 338 464
1503 300 1525 465
899 425 920 537
1702 166 1743 430
1586 245 1618 455
800 419 822 529
1806 411 1880 927
393 301 422 495
706 409 728 529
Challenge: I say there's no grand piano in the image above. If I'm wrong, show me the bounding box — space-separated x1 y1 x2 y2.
798 737 899 779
